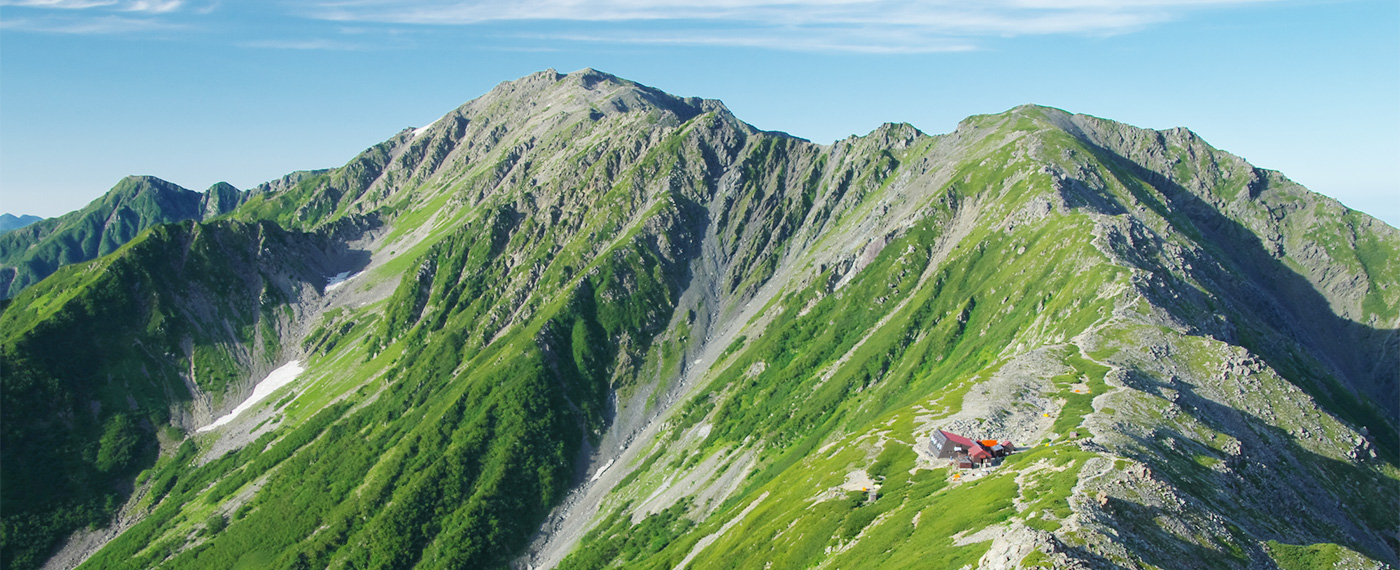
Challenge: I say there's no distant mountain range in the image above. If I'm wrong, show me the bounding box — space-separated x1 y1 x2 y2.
1 69 1395 570
0 214 42 234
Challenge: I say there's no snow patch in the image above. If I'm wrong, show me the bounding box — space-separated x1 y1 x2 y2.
197 361 305 433
326 270 360 291
590 458 616 483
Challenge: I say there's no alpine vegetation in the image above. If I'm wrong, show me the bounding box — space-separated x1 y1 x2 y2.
1 69 1395 570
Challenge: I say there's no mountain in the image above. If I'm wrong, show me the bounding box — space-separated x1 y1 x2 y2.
0 219 349 569
0 176 249 299
0 214 43 234
2 69 1395 570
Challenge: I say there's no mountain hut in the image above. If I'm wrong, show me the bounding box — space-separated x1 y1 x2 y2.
929 429 980 459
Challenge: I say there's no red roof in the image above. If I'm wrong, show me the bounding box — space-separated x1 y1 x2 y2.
939 430 978 448
940 430 993 460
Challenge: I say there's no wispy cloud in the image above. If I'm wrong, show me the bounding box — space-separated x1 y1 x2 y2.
1 0 182 11
123 0 182 13
0 0 206 34
0 14 177 33
305 0 1285 52
532 29 978 54
0 0 118 8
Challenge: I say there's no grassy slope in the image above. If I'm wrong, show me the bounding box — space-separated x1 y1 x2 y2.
0 176 219 299
15 77 1396 570
0 220 324 568
556 109 1400 569
552 112 1118 569
74 79 741 569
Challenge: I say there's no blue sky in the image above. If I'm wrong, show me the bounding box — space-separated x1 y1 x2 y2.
1 0 1397 226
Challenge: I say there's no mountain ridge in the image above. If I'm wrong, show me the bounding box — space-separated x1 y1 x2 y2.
2 68 1394 570
0 176 251 299
0 214 43 234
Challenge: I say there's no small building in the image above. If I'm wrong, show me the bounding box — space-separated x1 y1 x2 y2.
930 430 1016 468
980 439 1015 457
967 444 993 466
928 430 955 459
929 429 981 459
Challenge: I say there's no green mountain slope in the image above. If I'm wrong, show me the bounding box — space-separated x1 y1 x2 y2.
58 70 747 570
0 220 342 568
539 106 1399 570
3 69 1395 570
0 176 247 299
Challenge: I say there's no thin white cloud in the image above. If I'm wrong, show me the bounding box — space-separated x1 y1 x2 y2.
0 0 119 8
306 0 1286 52
0 0 210 34
309 0 1267 27
123 0 182 13
534 30 978 54
1008 0 1276 7
0 0 180 10
0 14 177 33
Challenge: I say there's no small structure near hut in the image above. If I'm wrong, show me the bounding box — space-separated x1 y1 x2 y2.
928 430 1015 469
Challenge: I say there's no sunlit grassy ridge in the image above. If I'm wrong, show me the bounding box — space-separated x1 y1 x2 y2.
553 106 1398 569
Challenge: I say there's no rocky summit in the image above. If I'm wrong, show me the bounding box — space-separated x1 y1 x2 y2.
1 68 1395 570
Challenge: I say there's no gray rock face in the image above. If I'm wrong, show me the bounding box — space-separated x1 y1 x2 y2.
200 182 244 219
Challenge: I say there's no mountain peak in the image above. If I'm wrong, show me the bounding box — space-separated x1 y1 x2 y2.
565 66 622 85
507 67 628 89
109 174 189 198
205 181 239 194
464 67 731 127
